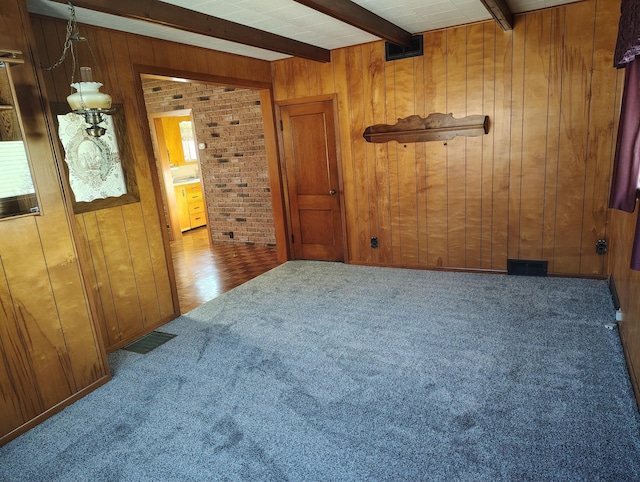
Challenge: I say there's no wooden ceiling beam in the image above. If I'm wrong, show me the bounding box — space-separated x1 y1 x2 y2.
50 0 331 62
478 0 514 31
292 0 413 48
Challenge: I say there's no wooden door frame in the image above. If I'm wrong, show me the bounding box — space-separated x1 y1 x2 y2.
275 94 348 262
132 65 290 314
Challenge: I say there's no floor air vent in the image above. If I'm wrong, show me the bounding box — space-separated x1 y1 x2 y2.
507 259 548 277
122 331 176 354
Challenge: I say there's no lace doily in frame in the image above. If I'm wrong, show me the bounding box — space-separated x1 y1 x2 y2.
57 113 127 202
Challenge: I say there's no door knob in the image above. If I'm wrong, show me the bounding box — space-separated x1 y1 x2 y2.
329 189 337 195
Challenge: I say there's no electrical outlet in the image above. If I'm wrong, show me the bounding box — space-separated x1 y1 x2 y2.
596 239 607 255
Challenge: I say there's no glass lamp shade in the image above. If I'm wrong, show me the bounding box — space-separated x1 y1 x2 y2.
67 82 112 110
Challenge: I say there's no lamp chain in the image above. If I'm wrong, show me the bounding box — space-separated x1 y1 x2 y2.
40 2 80 73
40 2 107 111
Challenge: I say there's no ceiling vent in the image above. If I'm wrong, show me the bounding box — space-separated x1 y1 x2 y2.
385 35 424 61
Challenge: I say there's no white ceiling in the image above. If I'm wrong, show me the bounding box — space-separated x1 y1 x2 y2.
26 0 583 61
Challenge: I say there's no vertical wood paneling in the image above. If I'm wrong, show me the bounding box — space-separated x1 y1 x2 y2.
269 2 614 278
112 30 173 330
317 54 335 96
271 61 288 102
1 0 109 443
333 49 357 262
362 45 379 265
0 312 27 434
600 0 639 404
554 0 596 274
307 60 319 97
284 59 297 101
35 214 102 390
360 44 380 263
347 46 370 261
0 219 75 410
509 17 526 261
122 205 162 328
394 57 419 265
481 23 496 269
32 15 273 351
609 207 640 408
372 49 392 265
293 58 311 98
466 24 484 269
94 208 143 342
79 214 120 346
414 52 427 266
446 27 467 267
542 8 564 273
133 36 156 69
42 18 70 100
519 11 551 261
0 259 41 424
580 0 621 275
424 31 448 267
385 59 401 264
491 28 512 270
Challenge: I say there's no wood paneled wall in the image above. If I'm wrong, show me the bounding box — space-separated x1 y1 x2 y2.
0 0 108 445
30 15 274 350
609 209 640 404
272 0 621 276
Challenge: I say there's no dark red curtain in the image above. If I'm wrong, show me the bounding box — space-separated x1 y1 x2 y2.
610 0 640 270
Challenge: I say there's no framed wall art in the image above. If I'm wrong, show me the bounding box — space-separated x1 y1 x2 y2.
50 103 139 214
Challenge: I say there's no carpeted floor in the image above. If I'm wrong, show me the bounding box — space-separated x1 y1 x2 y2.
1 261 640 481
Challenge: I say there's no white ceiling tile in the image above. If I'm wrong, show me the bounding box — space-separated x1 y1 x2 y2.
25 0 583 62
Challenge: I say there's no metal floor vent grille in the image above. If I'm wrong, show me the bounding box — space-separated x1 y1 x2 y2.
507 259 548 277
122 331 176 354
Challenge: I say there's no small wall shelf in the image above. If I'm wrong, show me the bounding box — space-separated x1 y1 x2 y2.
0 49 40 219
363 112 489 144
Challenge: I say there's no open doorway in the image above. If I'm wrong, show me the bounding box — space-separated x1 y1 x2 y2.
140 74 282 313
148 109 207 243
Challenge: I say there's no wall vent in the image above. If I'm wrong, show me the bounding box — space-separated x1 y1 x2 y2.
385 35 424 61
507 259 548 277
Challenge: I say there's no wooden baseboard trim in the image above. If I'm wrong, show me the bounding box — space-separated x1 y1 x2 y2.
347 261 609 280
0 373 112 447
620 326 640 414
346 261 508 275
608 275 622 310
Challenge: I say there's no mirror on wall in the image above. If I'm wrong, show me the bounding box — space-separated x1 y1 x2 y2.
0 51 39 219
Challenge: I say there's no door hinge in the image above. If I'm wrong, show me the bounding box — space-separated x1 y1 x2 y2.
279 120 283 131
291 234 294 243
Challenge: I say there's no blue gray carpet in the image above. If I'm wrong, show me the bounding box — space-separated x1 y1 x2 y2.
1 261 639 481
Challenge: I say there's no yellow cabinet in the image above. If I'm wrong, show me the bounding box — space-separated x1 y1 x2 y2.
174 182 206 232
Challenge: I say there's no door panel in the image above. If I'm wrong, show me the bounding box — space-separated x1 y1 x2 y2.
281 101 343 261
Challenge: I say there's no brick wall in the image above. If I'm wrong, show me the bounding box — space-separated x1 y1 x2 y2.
142 78 276 246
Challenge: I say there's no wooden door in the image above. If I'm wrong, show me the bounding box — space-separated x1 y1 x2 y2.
281 100 343 261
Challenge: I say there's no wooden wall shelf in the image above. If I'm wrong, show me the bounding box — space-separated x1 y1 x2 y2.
363 112 489 144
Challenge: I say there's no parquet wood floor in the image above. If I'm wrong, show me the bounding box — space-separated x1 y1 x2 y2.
170 227 282 313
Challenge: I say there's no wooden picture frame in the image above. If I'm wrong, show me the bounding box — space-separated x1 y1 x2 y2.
50 102 139 214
